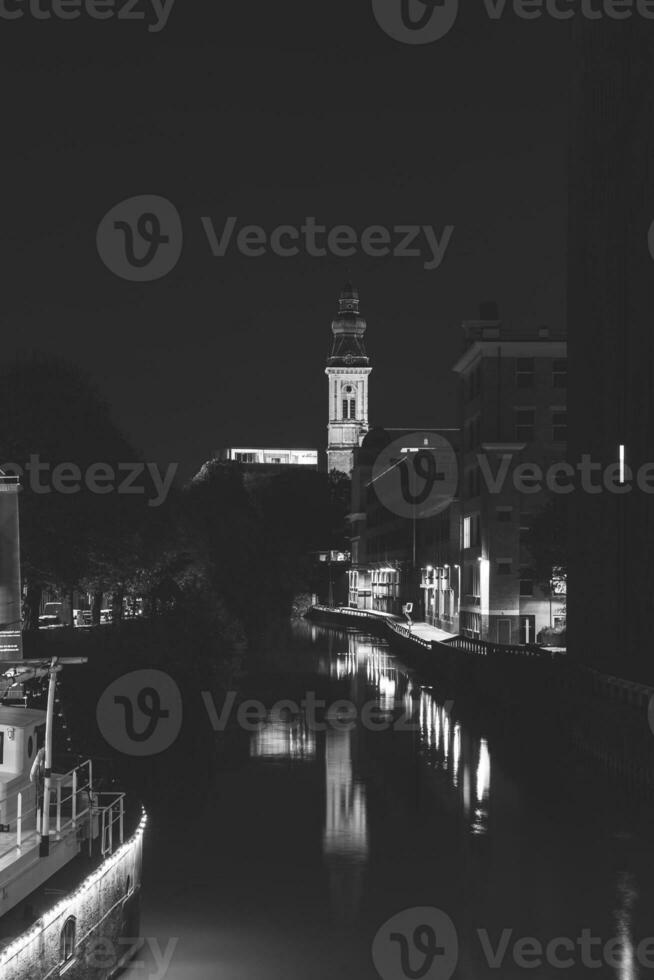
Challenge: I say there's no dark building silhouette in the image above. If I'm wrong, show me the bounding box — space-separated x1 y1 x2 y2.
567 20 654 678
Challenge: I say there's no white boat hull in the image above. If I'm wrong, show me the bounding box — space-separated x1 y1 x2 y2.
0 813 145 980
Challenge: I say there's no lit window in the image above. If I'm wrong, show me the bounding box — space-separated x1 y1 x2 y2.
463 517 471 549
516 358 534 388
515 409 535 442
60 917 76 964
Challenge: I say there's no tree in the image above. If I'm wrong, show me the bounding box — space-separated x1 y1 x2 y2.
0 353 153 616
524 494 568 608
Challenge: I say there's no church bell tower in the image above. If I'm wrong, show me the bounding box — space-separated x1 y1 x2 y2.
325 283 372 475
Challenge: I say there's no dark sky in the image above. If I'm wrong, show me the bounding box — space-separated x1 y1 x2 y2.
0 0 569 480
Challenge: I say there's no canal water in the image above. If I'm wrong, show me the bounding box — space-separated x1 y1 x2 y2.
123 622 654 980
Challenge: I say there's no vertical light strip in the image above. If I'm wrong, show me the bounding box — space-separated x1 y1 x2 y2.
619 444 625 485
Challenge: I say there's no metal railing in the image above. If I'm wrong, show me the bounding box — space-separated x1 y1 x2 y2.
53 759 93 841
445 634 551 658
0 759 95 864
95 792 125 857
386 620 432 649
310 604 400 622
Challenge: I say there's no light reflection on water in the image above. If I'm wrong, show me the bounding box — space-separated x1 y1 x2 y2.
127 623 654 980
250 714 316 760
614 872 639 980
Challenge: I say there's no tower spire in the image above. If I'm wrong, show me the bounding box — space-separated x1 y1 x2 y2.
328 282 369 367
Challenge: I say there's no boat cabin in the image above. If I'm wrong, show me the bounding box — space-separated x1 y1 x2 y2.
0 708 45 830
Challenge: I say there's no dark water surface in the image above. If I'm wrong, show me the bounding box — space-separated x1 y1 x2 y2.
123 622 654 980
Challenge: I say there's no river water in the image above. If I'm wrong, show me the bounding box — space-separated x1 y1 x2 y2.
122 621 654 980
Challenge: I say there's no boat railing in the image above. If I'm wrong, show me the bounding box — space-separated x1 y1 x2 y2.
94 792 125 857
53 759 94 842
0 758 94 862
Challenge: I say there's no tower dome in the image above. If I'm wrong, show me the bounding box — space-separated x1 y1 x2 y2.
328 283 369 366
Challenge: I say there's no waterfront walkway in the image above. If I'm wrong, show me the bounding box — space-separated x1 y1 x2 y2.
309 605 457 644
408 622 458 644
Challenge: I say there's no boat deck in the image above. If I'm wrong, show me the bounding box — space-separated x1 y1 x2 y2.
0 826 39 876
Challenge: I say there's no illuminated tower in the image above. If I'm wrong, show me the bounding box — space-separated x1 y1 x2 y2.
325 283 371 476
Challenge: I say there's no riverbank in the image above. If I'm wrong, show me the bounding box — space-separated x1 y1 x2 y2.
307 605 654 797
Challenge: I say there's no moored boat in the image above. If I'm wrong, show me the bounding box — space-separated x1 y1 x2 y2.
0 471 146 980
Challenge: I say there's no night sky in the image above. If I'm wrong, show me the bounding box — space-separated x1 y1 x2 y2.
0 1 568 480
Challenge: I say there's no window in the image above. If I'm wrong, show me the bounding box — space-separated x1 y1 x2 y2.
497 508 512 522
552 410 567 443
552 359 567 387
520 579 534 597
235 452 256 463
342 398 356 420
515 408 535 442
464 563 480 597
60 917 76 964
463 517 471 549
516 358 534 387
496 559 512 576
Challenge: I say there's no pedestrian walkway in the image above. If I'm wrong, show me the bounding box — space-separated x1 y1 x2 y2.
407 621 458 644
